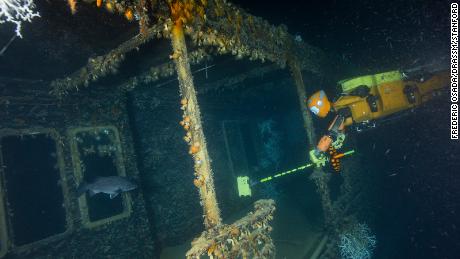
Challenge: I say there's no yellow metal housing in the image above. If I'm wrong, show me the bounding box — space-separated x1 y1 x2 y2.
338 70 403 93
334 70 449 124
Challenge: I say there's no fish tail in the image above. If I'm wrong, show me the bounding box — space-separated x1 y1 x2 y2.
76 182 88 197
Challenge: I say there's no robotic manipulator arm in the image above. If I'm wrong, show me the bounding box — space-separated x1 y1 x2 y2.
309 114 347 168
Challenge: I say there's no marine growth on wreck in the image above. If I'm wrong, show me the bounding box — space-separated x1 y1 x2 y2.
0 0 455 258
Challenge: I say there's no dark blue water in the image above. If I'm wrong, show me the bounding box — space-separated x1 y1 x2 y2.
1 134 66 246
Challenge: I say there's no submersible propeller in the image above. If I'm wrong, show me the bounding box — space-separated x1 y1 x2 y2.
236 149 355 197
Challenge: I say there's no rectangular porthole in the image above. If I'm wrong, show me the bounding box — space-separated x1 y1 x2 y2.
0 130 69 250
69 126 132 228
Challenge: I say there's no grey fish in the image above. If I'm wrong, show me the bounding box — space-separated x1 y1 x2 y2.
77 176 137 199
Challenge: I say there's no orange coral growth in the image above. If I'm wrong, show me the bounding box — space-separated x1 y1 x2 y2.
189 143 200 154
170 1 183 24
180 119 191 130
181 98 188 106
96 0 102 7
193 177 204 187
105 1 114 12
207 242 217 256
169 0 207 26
183 116 191 122
68 0 77 14
124 8 134 21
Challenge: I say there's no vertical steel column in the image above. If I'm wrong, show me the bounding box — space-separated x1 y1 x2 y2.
288 59 334 226
170 20 222 229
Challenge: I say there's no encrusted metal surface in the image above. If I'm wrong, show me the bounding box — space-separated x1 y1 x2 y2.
186 199 276 259
49 0 328 97
171 19 222 229
0 82 154 258
17 1 338 258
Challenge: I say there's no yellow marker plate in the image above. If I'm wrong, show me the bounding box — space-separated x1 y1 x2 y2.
237 176 251 197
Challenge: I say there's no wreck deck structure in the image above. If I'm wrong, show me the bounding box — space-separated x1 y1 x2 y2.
0 0 373 258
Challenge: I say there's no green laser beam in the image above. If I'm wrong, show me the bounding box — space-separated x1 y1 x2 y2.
258 149 355 183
